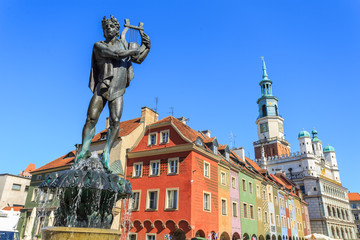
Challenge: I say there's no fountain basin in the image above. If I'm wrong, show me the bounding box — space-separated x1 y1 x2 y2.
42 227 121 240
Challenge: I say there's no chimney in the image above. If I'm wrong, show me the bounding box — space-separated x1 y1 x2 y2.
140 107 159 126
233 147 245 161
176 117 188 125
201 130 211 138
105 117 110 129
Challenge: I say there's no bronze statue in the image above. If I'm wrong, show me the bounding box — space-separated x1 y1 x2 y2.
75 15 151 170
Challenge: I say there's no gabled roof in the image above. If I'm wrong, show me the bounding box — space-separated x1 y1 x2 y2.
92 117 141 142
150 116 206 142
348 192 360 201
32 150 76 173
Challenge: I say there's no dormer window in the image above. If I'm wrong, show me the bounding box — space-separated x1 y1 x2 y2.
195 138 203 146
213 145 217 154
225 152 229 161
148 132 157 145
100 132 107 140
160 130 169 144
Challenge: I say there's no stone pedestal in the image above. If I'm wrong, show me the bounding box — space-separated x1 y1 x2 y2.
41 227 121 240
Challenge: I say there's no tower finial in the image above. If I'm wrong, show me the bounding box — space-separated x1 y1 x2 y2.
261 56 269 80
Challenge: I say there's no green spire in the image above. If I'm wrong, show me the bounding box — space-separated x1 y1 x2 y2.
261 56 270 81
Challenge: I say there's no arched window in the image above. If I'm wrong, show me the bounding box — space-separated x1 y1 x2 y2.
275 105 278 116
262 105 267 117
327 206 332 217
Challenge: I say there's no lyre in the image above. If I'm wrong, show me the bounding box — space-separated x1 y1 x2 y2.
120 19 144 50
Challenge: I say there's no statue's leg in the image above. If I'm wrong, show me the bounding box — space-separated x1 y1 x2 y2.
102 96 123 170
76 93 107 163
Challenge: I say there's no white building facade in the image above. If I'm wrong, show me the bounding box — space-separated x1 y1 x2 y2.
253 58 357 239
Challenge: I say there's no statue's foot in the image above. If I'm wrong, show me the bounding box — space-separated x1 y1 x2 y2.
101 152 111 172
75 150 90 163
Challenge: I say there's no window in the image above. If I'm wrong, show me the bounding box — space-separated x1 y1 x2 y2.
264 211 268 223
274 196 277 204
232 202 238 217
250 205 254 219
168 158 179 174
147 190 158 210
48 191 54 201
36 175 42 180
287 218 290 228
352 204 357 209
160 130 169 144
12 184 21 191
258 207 262 221
243 203 248 218
213 145 218 154
225 152 229 161
256 185 260 197
276 215 280 226
31 188 38 201
249 182 253 194
204 162 210 178
25 186 29 192
242 179 246 191
129 234 137 240
133 162 143 177
270 213 274 224
355 214 359 220
203 192 211 211
268 192 272 203
263 190 266 200
231 177 236 189
148 133 157 145
221 199 227 215
146 234 156 240
221 172 226 185
166 189 178 210
130 191 140 211
149 160 160 176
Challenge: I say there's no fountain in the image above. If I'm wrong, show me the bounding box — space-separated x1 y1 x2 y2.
38 153 132 239
37 15 151 240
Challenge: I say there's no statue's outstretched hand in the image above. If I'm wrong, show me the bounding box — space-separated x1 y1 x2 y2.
141 32 151 48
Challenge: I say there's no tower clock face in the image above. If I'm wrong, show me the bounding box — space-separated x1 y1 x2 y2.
260 123 268 133
278 123 284 133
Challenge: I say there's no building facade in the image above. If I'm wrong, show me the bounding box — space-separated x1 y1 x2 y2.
0 174 31 209
348 192 360 238
126 115 311 240
253 58 356 239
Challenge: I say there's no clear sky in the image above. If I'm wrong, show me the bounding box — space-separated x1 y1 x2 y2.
1 0 359 192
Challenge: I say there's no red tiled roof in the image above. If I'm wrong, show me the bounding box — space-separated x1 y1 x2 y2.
24 163 35 173
348 192 360 201
2 206 23 211
203 137 216 143
150 116 210 143
245 158 263 172
33 151 75 172
270 173 286 187
92 117 141 142
218 144 227 150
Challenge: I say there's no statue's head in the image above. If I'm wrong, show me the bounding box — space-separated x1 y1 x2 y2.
102 15 120 40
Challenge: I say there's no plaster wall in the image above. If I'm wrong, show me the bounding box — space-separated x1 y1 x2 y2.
0 175 30 207
230 168 241 238
218 164 231 238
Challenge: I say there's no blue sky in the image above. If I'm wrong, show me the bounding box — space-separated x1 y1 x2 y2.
1 0 359 192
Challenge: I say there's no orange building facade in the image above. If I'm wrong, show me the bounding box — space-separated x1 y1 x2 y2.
126 117 220 240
